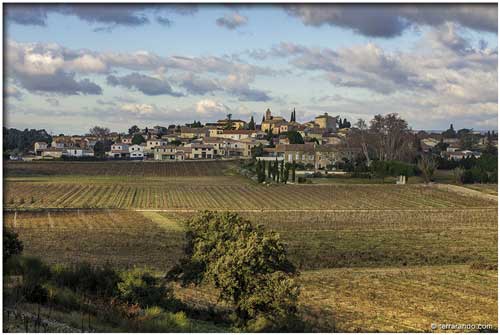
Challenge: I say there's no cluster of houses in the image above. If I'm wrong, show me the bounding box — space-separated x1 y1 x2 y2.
32 109 353 169
31 109 496 169
419 136 486 160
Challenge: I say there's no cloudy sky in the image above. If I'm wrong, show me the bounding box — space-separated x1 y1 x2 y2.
4 3 498 134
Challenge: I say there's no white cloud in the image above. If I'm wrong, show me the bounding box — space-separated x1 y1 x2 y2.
195 99 230 114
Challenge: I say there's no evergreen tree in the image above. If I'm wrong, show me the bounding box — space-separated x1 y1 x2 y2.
292 161 296 182
248 116 256 130
280 160 284 183
132 134 146 145
267 161 272 178
343 118 351 128
276 160 280 183
283 163 290 184
256 160 266 183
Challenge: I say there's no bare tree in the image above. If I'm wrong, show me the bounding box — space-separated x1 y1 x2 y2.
88 126 110 140
453 167 465 184
418 154 437 183
370 113 414 161
346 119 372 166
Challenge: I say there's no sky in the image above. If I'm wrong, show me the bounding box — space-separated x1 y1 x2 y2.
3 3 498 134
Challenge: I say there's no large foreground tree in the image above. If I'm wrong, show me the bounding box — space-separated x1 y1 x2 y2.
167 211 301 331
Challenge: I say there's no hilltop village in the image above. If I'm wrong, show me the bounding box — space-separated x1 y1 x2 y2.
28 109 356 169
6 108 496 176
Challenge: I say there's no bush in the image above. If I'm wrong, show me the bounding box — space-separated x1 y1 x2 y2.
3 228 23 262
51 262 120 296
297 176 311 184
51 286 81 310
16 256 52 283
22 283 49 304
118 268 172 308
138 308 191 332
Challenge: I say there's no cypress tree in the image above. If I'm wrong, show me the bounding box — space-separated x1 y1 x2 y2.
280 160 284 183
248 116 255 130
292 160 296 182
283 163 290 184
267 161 272 178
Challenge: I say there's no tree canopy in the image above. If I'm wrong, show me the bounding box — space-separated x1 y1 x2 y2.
167 211 301 330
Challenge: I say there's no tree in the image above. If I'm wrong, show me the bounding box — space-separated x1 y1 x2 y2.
369 114 414 162
3 127 52 154
93 140 112 159
291 161 296 182
343 118 351 128
283 163 290 184
371 160 389 182
274 159 279 182
4 228 23 262
132 134 146 145
348 119 372 166
279 160 284 182
167 212 300 330
256 160 266 183
285 131 304 144
266 128 274 142
118 268 172 308
89 126 110 140
128 125 140 135
224 114 233 130
267 161 272 178
248 116 256 130
418 154 437 183
453 167 465 184
251 144 264 159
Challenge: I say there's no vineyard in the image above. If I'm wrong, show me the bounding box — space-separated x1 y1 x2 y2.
4 160 238 177
5 180 496 210
3 161 498 332
167 209 498 269
299 265 497 332
3 210 184 270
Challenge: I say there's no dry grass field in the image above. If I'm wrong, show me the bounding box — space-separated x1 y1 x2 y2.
3 161 498 332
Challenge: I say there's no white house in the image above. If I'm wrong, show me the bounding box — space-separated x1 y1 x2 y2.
65 148 94 157
107 143 130 159
129 144 144 159
34 142 48 156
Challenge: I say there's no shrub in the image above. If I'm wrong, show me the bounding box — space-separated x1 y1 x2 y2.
117 268 172 308
137 308 191 332
22 283 49 304
51 262 120 296
3 228 23 262
51 286 81 310
17 256 52 283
